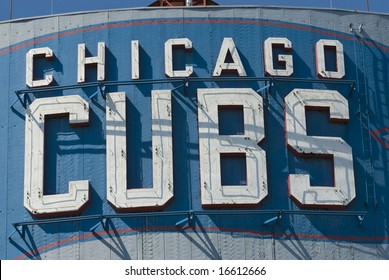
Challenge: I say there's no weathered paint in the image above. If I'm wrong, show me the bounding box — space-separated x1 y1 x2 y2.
197 88 267 206
106 90 174 210
24 95 90 215
285 89 355 207
1 6 389 260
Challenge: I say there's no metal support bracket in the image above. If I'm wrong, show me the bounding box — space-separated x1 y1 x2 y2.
89 217 108 232
8 224 25 240
263 212 282 225
349 23 354 33
98 83 106 99
358 24 364 33
11 91 28 109
90 83 106 101
357 214 366 226
89 90 99 101
256 84 270 95
171 80 187 95
175 210 194 228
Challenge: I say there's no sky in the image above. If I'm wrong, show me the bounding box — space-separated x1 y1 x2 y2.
1 0 389 22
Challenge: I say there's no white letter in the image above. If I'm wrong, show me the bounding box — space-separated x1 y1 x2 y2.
106 91 173 210
316 39 345 79
26 47 54 88
24 95 90 215
213 38 247 76
285 89 355 207
131 40 140 80
78 42 105 83
264 37 293 76
164 38 193 78
197 88 267 206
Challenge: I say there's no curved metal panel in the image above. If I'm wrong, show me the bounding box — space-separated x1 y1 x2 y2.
1 6 389 260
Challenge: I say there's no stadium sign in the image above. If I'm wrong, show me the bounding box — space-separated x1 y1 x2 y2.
23 36 354 216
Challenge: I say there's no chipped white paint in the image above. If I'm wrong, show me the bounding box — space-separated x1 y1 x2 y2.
77 42 106 83
24 95 90 215
285 89 355 207
213 38 247 77
316 39 345 79
264 37 293 76
164 38 193 78
131 40 140 80
26 47 54 88
106 91 173 210
197 88 267 206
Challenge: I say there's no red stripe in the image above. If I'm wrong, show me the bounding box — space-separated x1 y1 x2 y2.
1 18 388 56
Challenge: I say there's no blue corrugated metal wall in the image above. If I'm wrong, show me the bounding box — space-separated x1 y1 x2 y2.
0 7 388 259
